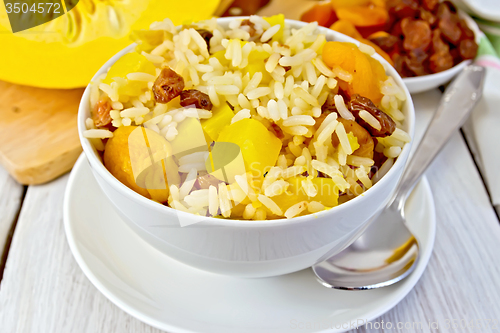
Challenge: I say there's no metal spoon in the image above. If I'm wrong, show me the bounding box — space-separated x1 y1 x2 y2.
313 65 486 290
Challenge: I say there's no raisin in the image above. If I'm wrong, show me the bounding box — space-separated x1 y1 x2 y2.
458 19 475 40
153 67 185 104
429 29 453 73
349 95 396 137
387 0 419 19
269 123 284 139
437 3 462 45
442 1 458 13
421 0 438 12
419 9 437 27
369 34 399 53
194 173 224 190
431 29 449 54
459 39 478 60
196 29 213 52
429 51 453 73
450 47 461 65
403 49 429 76
370 149 388 178
390 20 404 39
180 89 213 110
402 18 432 52
93 98 113 129
393 54 408 77
321 93 337 114
240 19 258 39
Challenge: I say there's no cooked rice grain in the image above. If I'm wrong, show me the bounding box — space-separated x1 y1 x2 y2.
359 110 381 130
284 201 308 219
258 194 283 216
83 129 114 139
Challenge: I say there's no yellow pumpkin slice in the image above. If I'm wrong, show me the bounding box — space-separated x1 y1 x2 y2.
0 0 220 88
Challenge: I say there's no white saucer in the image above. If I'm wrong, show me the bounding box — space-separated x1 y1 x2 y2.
64 155 436 333
454 0 500 23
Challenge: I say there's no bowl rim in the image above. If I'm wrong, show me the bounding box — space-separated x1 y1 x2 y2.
78 17 416 228
402 9 481 84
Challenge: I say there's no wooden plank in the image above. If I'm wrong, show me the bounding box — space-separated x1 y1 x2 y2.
0 175 165 332
348 90 500 332
1 90 499 332
0 81 83 185
0 134 499 333
0 164 24 275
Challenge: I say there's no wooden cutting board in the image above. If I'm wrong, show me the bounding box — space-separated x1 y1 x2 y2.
0 81 84 185
0 0 315 185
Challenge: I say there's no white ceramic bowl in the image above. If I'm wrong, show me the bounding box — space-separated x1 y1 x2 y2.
402 11 481 94
78 18 415 278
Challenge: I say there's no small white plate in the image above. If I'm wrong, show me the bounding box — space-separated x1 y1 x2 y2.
454 0 500 23
64 155 436 333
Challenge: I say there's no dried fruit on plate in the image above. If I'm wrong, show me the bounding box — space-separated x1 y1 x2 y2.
83 17 412 220
330 21 394 65
302 0 478 78
336 5 389 28
301 1 338 28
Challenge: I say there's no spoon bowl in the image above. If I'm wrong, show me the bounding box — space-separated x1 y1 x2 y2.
313 65 486 290
314 205 418 290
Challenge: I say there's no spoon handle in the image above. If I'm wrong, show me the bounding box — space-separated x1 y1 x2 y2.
393 65 486 211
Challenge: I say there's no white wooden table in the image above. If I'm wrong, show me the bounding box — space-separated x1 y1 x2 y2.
0 90 499 333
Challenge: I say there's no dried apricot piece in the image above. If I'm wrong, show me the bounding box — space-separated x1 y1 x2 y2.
322 41 386 104
336 5 389 27
367 55 388 83
301 2 337 27
350 52 383 103
322 41 358 73
331 21 394 65
331 0 371 10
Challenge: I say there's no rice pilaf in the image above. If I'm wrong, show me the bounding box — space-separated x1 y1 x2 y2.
84 15 410 220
